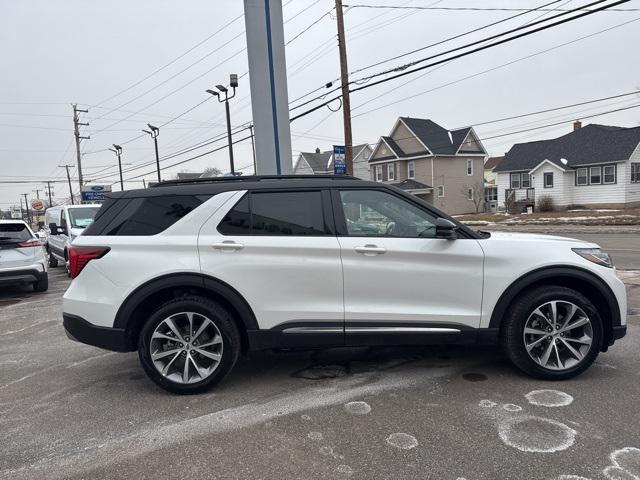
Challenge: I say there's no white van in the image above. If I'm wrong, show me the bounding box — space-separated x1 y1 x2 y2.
45 205 100 268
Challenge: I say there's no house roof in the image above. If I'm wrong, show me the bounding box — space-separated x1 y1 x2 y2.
495 124 640 172
400 117 457 154
299 144 370 173
381 136 408 158
176 172 204 180
451 127 473 153
390 178 432 191
484 156 505 170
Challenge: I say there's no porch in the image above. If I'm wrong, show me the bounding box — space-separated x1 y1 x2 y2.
505 188 535 213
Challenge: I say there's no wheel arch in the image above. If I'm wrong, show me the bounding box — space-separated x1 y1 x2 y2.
489 266 621 350
114 273 258 352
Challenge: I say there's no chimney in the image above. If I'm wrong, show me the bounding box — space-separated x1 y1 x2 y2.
315 147 321 153
573 120 582 131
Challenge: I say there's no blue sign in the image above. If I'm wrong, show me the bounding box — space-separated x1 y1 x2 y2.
333 145 346 175
81 184 110 202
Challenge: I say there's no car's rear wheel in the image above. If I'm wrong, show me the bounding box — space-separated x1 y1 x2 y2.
501 285 603 380
48 251 58 268
138 296 240 394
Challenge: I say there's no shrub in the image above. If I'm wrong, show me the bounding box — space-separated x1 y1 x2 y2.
537 195 556 212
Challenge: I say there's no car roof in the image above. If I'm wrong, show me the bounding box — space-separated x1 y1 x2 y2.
106 175 381 199
0 219 28 225
46 204 100 212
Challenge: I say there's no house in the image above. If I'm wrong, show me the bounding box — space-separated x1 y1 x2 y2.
484 156 504 184
293 144 373 179
494 122 640 211
368 117 487 215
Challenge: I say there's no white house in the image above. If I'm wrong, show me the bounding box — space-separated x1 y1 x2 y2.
293 144 373 179
495 122 640 210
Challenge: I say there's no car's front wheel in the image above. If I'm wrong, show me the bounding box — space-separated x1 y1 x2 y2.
138 296 241 394
501 285 603 380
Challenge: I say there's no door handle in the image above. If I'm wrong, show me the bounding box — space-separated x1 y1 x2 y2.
212 241 244 252
354 244 386 255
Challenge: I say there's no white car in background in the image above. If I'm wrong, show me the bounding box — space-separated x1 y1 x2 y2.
0 220 48 292
45 205 100 269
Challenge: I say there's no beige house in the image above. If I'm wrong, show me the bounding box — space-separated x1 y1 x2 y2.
369 117 487 215
293 144 373 180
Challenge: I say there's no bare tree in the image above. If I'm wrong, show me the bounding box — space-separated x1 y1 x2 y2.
462 181 485 213
202 167 222 177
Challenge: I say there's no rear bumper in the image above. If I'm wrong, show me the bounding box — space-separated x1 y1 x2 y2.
0 268 46 285
63 313 129 352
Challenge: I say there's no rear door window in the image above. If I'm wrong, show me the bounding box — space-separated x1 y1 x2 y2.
218 191 327 236
0 223 32 245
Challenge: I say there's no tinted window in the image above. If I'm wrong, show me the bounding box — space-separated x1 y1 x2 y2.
218 191 326 236
218 194 250 235
0 223 32 244
339 190 437 238
86 195 210 236
252 191 325 236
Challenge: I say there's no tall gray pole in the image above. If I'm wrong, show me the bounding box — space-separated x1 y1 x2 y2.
153 135 160 182
61 164 75 204
224 97 235 174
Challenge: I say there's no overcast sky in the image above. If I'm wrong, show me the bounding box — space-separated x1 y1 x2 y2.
1 0 639 208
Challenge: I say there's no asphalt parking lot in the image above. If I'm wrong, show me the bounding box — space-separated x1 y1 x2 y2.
1 258 639 479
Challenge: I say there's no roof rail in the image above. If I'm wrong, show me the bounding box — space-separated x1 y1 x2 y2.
152 174 360 187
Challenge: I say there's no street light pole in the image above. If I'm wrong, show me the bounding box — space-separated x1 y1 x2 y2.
206 73 238 175
143 124 161 182
109 144 124 190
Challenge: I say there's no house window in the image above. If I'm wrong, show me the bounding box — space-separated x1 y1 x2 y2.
590 166 602 184
544 172 554 188
466 159 473 176
437 185 445 198
510 172 530 189
510 173 521 189
603 165 616 184
407 160 415 179
576 168 588 185
632 163 640 183
467 188 473 201
387 163 395 181
484 187 497 202
375 165 382 182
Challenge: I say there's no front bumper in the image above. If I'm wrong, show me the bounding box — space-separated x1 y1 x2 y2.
0 268 46 285
63 313 129 352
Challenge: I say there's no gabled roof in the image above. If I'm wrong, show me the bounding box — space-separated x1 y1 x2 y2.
451 127 472 153
495 124 640 172
381 136 405 157
400 117 458 155
299 144 371 173
484 156 504 170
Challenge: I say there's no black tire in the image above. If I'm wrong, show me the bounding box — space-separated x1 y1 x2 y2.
138 296 241 394
33 274 49 292
48 254 58 268
500 285 603 380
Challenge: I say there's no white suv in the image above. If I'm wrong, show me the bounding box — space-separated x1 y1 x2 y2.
0 220 48 292
62 176 627 394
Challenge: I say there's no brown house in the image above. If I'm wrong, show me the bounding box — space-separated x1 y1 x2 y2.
369 117 487 215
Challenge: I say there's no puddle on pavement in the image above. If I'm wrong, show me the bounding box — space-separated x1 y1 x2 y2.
462 372 488 382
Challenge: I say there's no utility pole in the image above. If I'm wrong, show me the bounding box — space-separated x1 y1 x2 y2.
335 0 354 175
72 104 90 195
109 144 124 190
60 165 75 205
21 193 30 225
46 181 54 207
32 189 41 199
143 124 161 182
206 73 238 175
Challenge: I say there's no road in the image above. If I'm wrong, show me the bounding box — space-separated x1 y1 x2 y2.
570 233 640 270
1 257 639 479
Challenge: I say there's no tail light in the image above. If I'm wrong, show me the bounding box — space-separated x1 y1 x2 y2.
17 239 42 248
68 246 110 279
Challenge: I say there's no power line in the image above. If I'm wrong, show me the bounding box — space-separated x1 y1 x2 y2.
342 4 638 12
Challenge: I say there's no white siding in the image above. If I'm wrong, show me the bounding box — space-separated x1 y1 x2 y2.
293 155 314 175
571 162 626 206
496 172 510 209
530 164 572 207
353 145 372 180
625 143 640 204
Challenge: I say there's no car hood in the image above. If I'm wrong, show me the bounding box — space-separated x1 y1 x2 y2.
483 231 599 248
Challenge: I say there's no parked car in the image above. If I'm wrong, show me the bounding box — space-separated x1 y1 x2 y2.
62 175 627 394
45 205 100 269
0 220 48 292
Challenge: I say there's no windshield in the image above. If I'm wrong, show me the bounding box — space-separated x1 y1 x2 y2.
68 207 99 229
0 223 32 244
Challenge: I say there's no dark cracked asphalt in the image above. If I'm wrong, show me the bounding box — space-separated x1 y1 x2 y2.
1 266 639 480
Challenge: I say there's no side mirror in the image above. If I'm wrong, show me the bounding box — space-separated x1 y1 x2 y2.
48 222 58 233
435 218 457 240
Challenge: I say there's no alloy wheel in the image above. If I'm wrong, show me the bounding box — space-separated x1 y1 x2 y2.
523 300 593 371
150 312 223 384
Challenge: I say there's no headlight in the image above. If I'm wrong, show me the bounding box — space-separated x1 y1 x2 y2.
572 248 613 268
